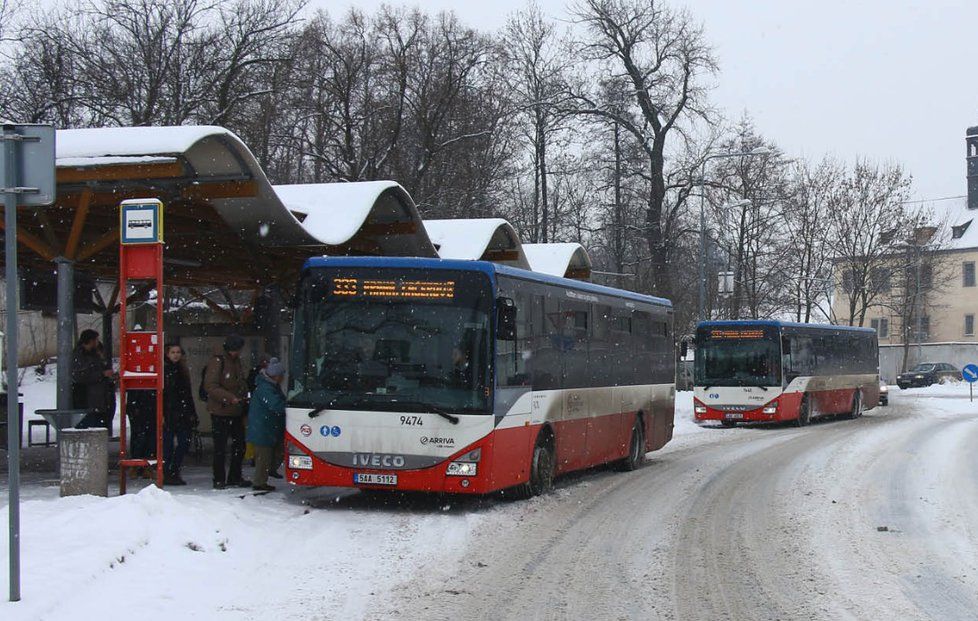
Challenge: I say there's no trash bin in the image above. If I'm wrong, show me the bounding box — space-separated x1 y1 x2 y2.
59 428 109 497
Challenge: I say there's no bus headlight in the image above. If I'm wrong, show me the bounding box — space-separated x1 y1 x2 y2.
446 462 478 476
762 402 778 414
288 455 313 470
694 405 707 414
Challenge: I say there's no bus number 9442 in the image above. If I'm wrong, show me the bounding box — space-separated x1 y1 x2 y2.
400 415 423 426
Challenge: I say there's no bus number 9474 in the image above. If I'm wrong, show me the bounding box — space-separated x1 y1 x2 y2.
400 415 423 426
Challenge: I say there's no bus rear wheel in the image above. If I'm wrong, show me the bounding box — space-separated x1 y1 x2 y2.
795 396 812 427
513 436 555 499
616 416 646 471
849 390 863 419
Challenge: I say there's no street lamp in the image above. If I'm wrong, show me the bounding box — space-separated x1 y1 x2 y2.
697 147 771 322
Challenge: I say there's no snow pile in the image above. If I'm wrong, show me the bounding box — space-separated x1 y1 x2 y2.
892 380 977 417
1 486 478 620
673 390 714 436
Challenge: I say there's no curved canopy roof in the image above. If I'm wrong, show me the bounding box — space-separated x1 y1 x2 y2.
423 218 529 269
16 126 435 287
4 124 593 292
522 242 592 280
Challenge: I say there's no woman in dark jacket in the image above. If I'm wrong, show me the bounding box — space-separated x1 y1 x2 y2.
162 343 198 485
72 329 115 429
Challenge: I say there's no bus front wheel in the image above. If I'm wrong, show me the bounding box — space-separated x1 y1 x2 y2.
513 436 555 499
795 396 812 427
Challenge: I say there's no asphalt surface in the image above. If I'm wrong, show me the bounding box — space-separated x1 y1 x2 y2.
373 397 978 621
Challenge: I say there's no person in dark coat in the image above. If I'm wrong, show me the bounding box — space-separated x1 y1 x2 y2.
126 390 156 466
162 343 197 486
246 358 286 492
205 334 250 489
72 329 115 430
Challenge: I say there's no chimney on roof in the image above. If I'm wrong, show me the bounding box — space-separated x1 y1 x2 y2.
967 126 978 209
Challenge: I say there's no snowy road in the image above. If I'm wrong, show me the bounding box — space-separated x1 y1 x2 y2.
3 387 977 620
374 387 978 621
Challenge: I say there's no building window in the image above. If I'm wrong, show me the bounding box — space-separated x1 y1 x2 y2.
952 220 972 239
967 314 975 337
870 317 889 338
918 316 930 341
964 261 976 288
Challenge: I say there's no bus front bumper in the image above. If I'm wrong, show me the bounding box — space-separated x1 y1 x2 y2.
693 398 782 423
283 435 493 495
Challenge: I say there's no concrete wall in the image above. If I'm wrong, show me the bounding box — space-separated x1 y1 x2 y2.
879 342 978 382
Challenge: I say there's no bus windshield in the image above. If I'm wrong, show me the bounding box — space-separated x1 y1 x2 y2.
695 327 781 387
288 267 493 414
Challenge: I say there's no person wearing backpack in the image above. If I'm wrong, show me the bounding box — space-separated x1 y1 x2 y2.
205 335 250 489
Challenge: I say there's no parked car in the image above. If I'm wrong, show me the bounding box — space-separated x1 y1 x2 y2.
879 381 889 405
896 363 962 389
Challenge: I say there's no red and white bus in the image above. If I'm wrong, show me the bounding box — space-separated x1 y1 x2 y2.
693 321 879 426
284 256 675 497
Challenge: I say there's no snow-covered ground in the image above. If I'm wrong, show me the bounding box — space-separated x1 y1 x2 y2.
2 384 973 619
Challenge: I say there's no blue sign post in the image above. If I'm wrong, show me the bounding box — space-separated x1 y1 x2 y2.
963 364 978 403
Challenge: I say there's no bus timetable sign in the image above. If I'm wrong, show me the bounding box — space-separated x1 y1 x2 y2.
120 199 163 244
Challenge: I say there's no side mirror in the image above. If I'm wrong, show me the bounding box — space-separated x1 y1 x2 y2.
679 340 689 359
781 337 791 355
497 297 517 341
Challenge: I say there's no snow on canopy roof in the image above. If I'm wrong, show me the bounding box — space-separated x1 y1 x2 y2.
54 125 435 256
523 242 592 280
57 125 232 161
272 182 436 256
424 218 529 269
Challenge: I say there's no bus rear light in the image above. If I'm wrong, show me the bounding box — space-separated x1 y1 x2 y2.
446 462 478 476
762 402 778 414
288 455 313 470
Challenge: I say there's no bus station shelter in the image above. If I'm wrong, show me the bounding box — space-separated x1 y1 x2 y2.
0 124 592 428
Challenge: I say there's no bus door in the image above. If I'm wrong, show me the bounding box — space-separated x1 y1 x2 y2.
585 304 618 464
555 301 591 471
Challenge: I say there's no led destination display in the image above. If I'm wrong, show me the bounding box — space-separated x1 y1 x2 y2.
330 277 456 300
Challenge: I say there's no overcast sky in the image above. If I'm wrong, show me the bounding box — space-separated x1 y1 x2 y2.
324 0 978 200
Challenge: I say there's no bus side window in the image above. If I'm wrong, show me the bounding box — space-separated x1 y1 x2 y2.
496 290 531 387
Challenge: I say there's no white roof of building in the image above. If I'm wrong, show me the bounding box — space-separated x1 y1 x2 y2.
522 242 592 278
926 196 978 251
424 218 529 269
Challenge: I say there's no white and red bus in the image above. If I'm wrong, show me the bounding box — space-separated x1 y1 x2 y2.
284 257 675 497
693 321 879 426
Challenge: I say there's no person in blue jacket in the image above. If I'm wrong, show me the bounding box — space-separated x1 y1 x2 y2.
246 357 286 492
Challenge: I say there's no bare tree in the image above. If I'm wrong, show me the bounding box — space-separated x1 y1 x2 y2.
502 2 571 242
830 159 913 326
567 0 717 297
782 158 840 322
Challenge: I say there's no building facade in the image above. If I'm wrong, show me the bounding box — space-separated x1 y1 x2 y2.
832 129 978 377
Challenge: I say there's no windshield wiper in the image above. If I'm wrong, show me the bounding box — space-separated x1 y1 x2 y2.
387 400 460 425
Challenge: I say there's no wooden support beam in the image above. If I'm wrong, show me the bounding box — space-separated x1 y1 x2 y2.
188 287 240 324
181 179 258 201
65 187 93 259
75 228 119 262
0 216 58 260
56 161 185 184
358 220 417 236
34 209 62 251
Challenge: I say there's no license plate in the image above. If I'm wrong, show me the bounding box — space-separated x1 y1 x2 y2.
725 412 744 420
354 473 397 486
